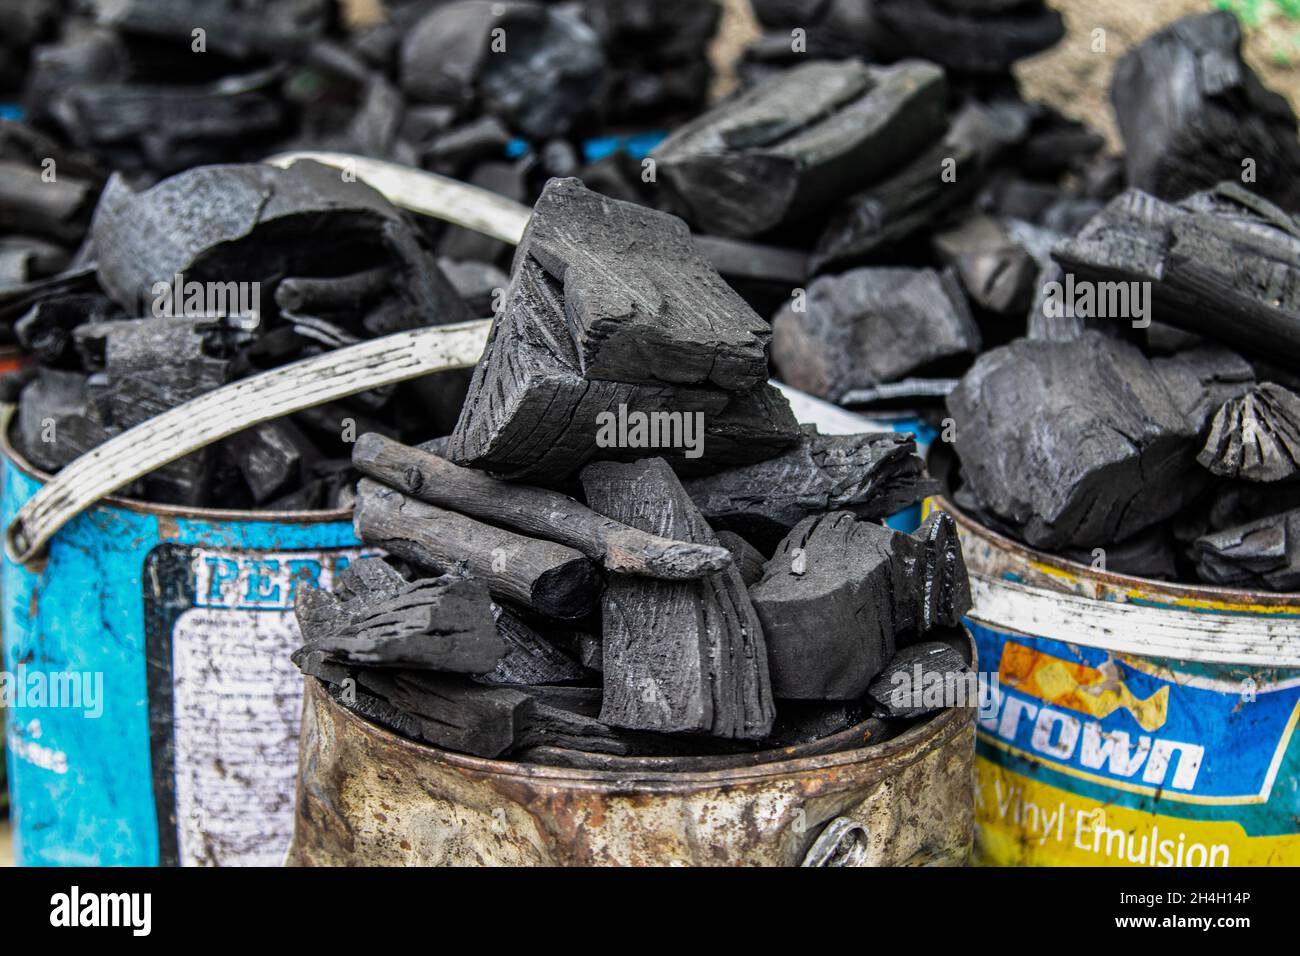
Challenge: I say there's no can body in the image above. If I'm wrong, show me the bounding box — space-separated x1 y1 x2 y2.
288 678 975 867
2 444 363 866
935 499 1300 867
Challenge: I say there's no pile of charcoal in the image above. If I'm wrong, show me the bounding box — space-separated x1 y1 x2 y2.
291 178 973 761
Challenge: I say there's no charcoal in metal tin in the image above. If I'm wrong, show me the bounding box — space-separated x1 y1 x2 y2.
1111 12 1300 210
716 531 767 588
1054 183 1300 366
437 257 509 317
15 366 113 472
294 567 506 672
400 1 605 139
448 180 799 483
0 160 97 244
580 458 775 740
421 116 512 171
652 59 947 238
1062 527 1179 581
223 419 315 505
771 267 980 402
353 479 601 620
867 641 971 719
14 294 121 367
749 513 906 700
682 428 933 548
1194 508 1300 591
478 603 590 686
947 333 1207 550
352 432 733 580
1198 384 1300 483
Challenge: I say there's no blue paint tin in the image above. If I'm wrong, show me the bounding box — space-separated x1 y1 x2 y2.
1 434 365 866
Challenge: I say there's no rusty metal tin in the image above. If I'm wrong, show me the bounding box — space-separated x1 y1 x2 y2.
287 672 976 867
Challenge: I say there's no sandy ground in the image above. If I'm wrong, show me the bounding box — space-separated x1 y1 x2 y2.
1 822 13 867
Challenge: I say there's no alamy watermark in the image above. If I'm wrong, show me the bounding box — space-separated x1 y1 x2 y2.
594 404 705 459
0 665 104 718
150 271 261 330
1041 273 1151 329
883 664 1000 720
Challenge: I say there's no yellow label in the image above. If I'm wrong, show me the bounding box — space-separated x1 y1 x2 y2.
974 757 1300 867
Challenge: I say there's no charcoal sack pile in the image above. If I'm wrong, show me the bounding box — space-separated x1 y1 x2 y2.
292 179 971 761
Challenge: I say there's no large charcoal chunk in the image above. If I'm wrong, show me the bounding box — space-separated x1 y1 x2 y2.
91 0 329 59
948 333 1207 549
580 458 775 740
1054 183 1300 366
15 367 113 472
771 267 980 401
651 59 947 238
90 161 469 327
867 0 1064 75
448 181 799 484
294 562 507 672
682 427 933 546
1198 384 1300 483
750 513 907 700
512 177 771 389
1111 11 1300 209
400 1 605 139
1151 346 1256 433
867 641 972 719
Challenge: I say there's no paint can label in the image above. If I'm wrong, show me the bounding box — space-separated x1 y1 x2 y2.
971 623 1300 866
143 543 367 866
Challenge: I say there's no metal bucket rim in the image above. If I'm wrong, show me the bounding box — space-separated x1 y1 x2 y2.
310 676 972 786
1 409 352 524
933 494 1299 608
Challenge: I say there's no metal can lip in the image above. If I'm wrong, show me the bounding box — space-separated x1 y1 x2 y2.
310 640 975 788
0 409 353 524
932 494 1300 609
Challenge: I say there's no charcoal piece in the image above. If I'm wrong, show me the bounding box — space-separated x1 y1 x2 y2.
1198 384 1300 483
580 458 775 740
223 419 313 505
353 432 732 579
1062 527 1179 580
274 268 392 317
422 116 512 170
0 160 97 243
362 671 526 758
332 681 428 742
401 1 605 139
810 138 978 273
90 161 469 329
716 531 766 587
1053 183 1300 366
1111 12 1300 209
749 513 907 700
14 294 120 367
479 604 589 686
1149 347 1257 434
50 70 287 175
690 234 807 288
76 316 233 504
295 571 506 672
906 511 972 631
92 0 329 59
353 479 600 619
546 629 603 673
15 367 113 472
932 214 1040 315
764 700 874 748
651 59 947 238
682 428 932 546
771 267 980 401
509 177 771 389
437 258 509 316
1209 479 1300 532
448 185 800 484
291 647 354 688
0 236 70 287
1194 508 1300 591
866 0 1064 74
335 556 407 603
948 333 1207 549
867 642 971 719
